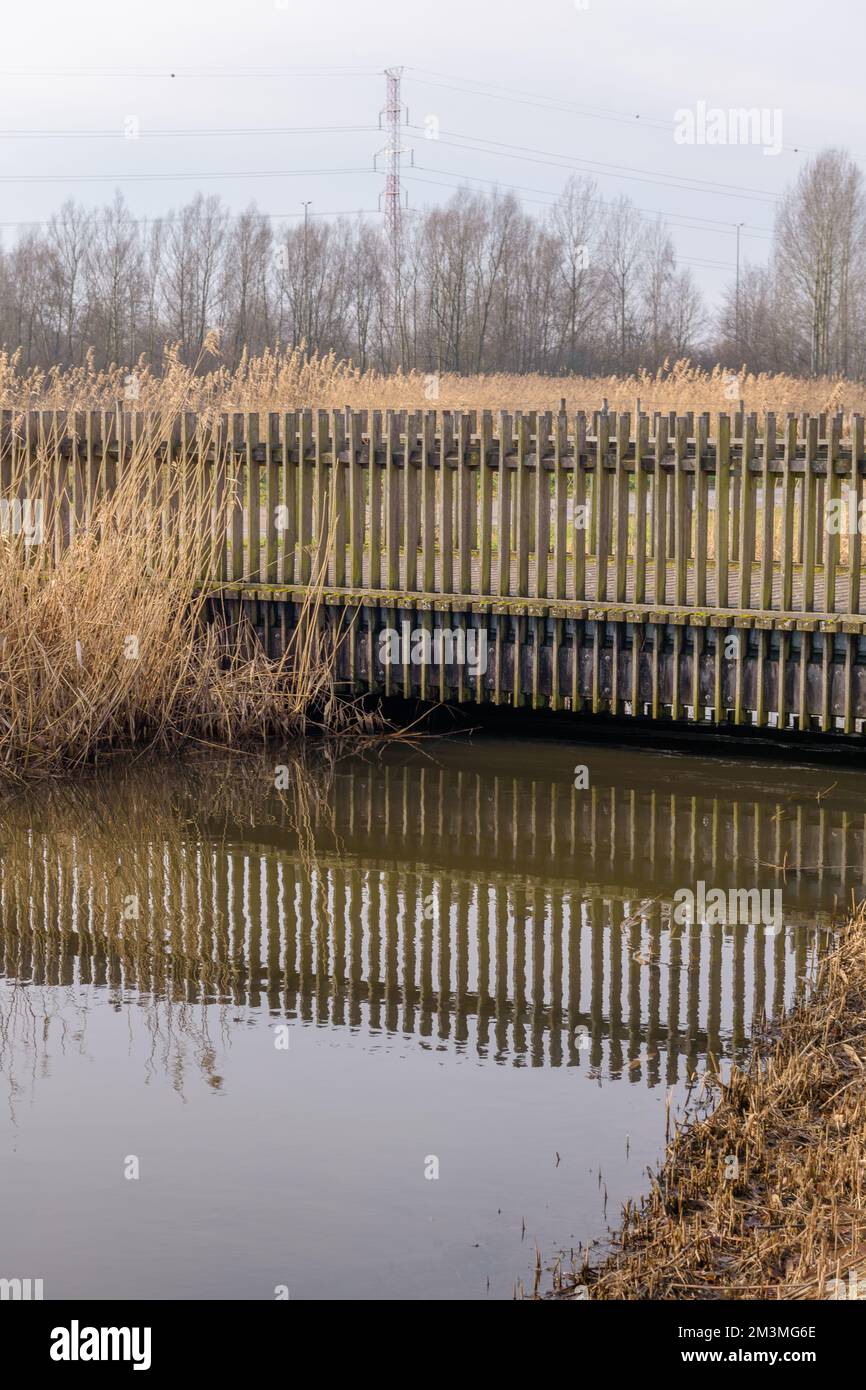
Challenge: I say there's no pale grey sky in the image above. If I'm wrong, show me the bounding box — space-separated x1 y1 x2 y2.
1 0 863 304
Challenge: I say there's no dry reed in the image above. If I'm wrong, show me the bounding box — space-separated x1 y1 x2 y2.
550 903 866 1301
0 354 380 784
1 346 865 418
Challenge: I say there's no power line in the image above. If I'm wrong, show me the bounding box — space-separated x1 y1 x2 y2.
0 165 375 185
408 126 783 204
0 124 380 140
408 165 772 238
405 68 847 163
0 65 380 78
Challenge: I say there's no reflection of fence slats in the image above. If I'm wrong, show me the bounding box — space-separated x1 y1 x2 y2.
1 758 852 1080
1 839 828 1082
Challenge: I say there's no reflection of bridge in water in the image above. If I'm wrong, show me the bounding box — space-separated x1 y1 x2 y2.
0 750 854 1082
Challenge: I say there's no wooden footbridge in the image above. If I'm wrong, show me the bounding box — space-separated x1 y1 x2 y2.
193 404 866 733
7 402 866 733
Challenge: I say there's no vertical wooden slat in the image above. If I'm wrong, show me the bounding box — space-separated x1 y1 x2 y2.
296 410 313 583
674 415 688 606
401 410 420 592
714 414 731 610
594 410 610 602
368 410 383 591
798 630 810 731
824 413 841 615
457 411 473 594
230 413 245 581
475 410 492 600
331 410 347 588
348 410 365 588
780 414 797 613
72 410 86 539
246 412 261 582
653 416 669 605
801 417 818 612
694 413 709 607
422 410 437 593
213 413 228 582
515 412 530 597
573 412 587 602
759 413 776 612
778 630 788 730
313 409 331 579
633 411 649 605
533 411 552 598
613 411 629 603
279 411 297 583
440 412 454 594
552 408 567 600
737 413 757 609
848 415 863 615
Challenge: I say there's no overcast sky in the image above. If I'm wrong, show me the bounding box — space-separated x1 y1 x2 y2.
1 0 864 306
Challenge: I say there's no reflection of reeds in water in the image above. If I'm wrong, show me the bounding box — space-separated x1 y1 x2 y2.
0 752 842 1092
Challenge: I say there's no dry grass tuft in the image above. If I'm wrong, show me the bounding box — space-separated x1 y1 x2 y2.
550 904 866 1300
0 357 381 783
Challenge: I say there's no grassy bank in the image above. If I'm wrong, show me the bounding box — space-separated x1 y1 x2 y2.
551 904 866 1301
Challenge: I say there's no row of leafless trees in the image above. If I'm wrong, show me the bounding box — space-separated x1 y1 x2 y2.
0 148 862 377
716 148 866 378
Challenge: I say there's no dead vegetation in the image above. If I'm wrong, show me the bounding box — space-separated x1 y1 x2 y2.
0 353 385 784
0 346 864 419
550 902 866 1301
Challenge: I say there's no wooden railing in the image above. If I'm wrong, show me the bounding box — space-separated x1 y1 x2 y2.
5 405 866 616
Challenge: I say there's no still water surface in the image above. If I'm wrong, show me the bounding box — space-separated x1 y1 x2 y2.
0 738 856 1299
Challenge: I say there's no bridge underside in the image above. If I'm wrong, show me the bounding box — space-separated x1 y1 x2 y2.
206 585 866 734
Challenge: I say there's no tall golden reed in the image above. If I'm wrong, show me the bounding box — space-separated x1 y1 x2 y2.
0 365 358 783
0 345 862 417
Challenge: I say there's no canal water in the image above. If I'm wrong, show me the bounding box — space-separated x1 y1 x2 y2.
0 737 856 1300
